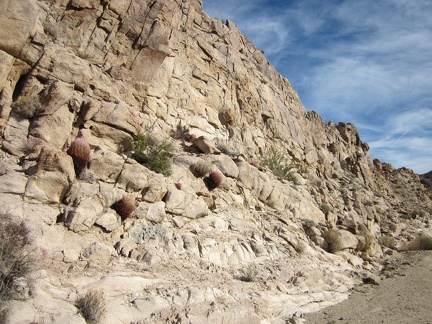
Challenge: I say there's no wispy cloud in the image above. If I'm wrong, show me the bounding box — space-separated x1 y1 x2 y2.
203 0 432 173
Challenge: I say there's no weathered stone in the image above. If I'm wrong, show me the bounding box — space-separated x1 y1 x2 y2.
64 197 104 232
95 211 120 232
88 147 124 183
136 201 166 223
25 147 75 203
338 229 359 250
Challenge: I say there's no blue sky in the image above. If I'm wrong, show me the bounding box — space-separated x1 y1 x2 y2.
202 0 432 174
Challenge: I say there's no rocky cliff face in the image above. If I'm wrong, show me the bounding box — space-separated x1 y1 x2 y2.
0 0 431 323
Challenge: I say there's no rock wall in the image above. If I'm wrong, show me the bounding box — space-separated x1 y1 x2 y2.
0 0 431 323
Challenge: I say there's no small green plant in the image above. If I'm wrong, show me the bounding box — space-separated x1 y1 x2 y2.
190 160 212 178
400 213 414 220
170 122 189 140
11 95 41 119
132 133 174 176
75 289 105 323
320 203 331 214
303 219 316 228
323 229 342 253
379 235 396 249
239 264 259 282
418 235 432 250
261 145 297 183
0 216 37 301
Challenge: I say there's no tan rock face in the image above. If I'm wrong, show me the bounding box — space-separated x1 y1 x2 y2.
0 0 431 323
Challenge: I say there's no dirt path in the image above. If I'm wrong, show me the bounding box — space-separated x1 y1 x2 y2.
303 251 432 324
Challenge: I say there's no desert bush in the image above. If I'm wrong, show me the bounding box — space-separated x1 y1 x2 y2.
239 264 259 282
190 160 212 178
11 95 41 119
359 231 373 252
75 289 105 323
303 219 316 228
294 241 307 254
132 133 174 176
205 171 223 190
323 229 342 253
261 145 297 183
418 235 432 250
379 235 396 249
112 195 136 221
170 122 189 140
0 216 37 301
320 203 331 214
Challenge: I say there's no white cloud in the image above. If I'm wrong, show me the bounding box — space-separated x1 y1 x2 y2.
202 0 432 173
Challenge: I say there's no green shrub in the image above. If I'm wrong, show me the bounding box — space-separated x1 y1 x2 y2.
261 145 297 183
75 289 105 323
418 235 432 250
303 219 316 228
170 122 189 140
320 203 331 214
323 229 342 253
0 216 37 301
11 95 41 119
379 235 396 249
132 133 174 176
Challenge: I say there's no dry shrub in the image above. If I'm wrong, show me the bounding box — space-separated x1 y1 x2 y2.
75 289 105 323
190 160 212 178
403 234 432 251
379 235 396 250
0 215 37 301
323 229 342 253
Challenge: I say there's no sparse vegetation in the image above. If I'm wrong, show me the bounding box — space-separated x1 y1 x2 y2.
170 122 189 140
320 203 331 214
418 235 432 250
303 219 316 228
294 241 307 254
75 289 105 323
261 145 298 183
191 160 212 178
379 235 396 249
323 229 342 253
359 231 373 252
11 95 41 119
0 216 37 301
239 264 259 282
132 133 174 176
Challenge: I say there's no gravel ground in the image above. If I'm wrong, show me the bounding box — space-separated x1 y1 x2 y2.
303 251 432 324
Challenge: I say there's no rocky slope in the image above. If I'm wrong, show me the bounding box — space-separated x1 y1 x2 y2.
0 0 431 323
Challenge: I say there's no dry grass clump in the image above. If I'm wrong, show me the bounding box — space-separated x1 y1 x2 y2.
379 235 396 250
75 289 105 323
11 95 41 119
323 228 342 253
403 234 432 251
0 215 37 301
190 160 212 178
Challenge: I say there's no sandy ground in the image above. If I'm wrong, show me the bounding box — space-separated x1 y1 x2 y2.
303 251 432 324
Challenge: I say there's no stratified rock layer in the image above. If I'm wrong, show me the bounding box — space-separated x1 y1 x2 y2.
0 0 431 323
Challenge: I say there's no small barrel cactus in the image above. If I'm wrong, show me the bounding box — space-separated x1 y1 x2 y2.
205 171 223 190
68 136 91 176
112 195 136 221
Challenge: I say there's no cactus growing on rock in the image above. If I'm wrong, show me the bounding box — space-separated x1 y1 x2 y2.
112 195 136 221
68 136 91 177
205 171 223 190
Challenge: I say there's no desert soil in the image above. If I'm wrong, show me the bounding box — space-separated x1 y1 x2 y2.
303 251 432 324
